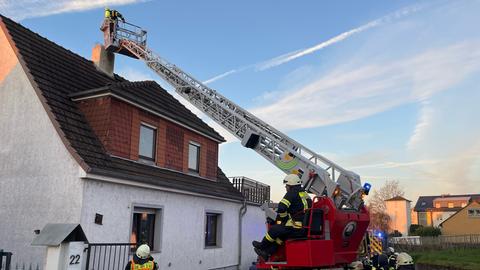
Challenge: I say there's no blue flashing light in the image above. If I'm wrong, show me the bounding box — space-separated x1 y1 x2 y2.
377 232 383 238
363 183 372 195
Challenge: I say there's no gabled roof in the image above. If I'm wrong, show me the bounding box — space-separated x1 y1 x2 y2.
0 15 241 201
69 81 224 142
439 200 480 227
385 196 411 202
414 194 480 212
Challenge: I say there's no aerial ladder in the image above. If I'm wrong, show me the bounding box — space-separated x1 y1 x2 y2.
101 16 371 269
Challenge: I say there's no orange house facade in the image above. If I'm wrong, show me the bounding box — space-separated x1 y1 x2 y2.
440 201 480 235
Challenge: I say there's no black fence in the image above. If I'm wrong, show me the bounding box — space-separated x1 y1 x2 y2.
230 176 270 205
0 250 12 270
85 243 137 270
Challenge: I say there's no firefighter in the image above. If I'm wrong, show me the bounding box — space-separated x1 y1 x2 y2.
124 244 158 270
105 7 125 22
386 247 397 270
252 174 312 260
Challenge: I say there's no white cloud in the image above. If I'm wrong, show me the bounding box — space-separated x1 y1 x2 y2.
250 41 480 131
0 0 147 20
203 3 426 83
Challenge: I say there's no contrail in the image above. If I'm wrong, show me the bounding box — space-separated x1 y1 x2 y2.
203 3 426 84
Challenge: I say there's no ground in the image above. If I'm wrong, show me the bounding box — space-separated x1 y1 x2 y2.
411 248 480 270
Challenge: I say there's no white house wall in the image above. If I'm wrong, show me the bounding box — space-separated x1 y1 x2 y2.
81 179 265 270
0 64 85 266
241 204 266 269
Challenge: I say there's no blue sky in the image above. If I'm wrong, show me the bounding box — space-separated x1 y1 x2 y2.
2 0 479 202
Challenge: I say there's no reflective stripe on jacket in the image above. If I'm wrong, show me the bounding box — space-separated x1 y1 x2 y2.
277 186 312 228
130 260 154 270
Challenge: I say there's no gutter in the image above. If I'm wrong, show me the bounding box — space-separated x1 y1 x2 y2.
237 199 248 270
83 173 243 203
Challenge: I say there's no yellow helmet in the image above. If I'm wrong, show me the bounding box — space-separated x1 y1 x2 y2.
283 174 301 186
136 244 151 259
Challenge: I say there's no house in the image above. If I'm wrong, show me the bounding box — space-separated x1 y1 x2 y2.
439 201 480 235
0 14 268 269
413 194 480 227
385 196 411 236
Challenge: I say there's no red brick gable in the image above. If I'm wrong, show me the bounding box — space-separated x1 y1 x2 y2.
78 96 218 180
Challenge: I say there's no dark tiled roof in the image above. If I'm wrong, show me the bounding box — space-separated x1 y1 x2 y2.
414 194 480 212
69 81 224 142
385 196 411 202
0 15 241 201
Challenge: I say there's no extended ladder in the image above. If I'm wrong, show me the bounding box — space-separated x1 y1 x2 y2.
102 19 366 210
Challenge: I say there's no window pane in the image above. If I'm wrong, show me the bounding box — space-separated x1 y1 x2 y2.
205 214 218 246
131 210 156 250
139 125 156 160
188 143 200 172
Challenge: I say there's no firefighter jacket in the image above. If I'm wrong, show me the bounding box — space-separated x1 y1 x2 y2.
276 185 312 229
125 254 158 270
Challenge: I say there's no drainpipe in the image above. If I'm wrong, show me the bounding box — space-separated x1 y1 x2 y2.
238 199 247 270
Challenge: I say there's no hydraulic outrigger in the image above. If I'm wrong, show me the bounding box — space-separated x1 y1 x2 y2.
101 16 371 269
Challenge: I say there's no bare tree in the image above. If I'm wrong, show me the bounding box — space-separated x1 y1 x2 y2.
369 211 391 232
367 180 405 232
367 180 405 214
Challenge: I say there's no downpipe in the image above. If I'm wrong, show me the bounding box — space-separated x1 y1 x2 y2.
238 199 248 270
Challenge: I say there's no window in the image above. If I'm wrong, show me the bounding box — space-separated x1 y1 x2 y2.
139 124 156 161
188 142 200 172
469 208 480 218
205 212 222 247
131 207 162 251
418 212 428 226
448 202 454 208
435 203 441 208
461 202 467 207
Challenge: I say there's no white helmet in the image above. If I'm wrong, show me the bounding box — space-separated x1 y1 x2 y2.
283 174 302 186
136 244 150 259
396 252 414 266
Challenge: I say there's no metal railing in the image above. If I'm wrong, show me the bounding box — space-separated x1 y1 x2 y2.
390 234 480 252
230 176 270 205
85 243 137 270
0 250 12 270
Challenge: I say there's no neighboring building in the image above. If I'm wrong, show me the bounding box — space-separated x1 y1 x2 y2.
385 196 412 236
0 15 267 269
413 194 480 227
410 208 418 225
439 201 480 235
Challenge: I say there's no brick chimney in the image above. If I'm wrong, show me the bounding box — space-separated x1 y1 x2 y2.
92 44 115 77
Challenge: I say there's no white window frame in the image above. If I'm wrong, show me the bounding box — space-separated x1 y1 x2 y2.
130 204 163 253
139 123 157 163
204 210 223 249
188 141 201 173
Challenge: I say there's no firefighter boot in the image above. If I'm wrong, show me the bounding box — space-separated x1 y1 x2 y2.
254 247 269 261
252 241 263 249
252 237 270 249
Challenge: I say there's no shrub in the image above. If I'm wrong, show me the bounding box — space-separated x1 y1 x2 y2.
409 224 422 234
389 230 403 237
412 226 442 237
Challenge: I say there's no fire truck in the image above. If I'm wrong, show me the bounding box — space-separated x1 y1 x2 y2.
100 14 371 269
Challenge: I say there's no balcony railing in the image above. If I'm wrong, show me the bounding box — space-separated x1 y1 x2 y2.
230 176 270 205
